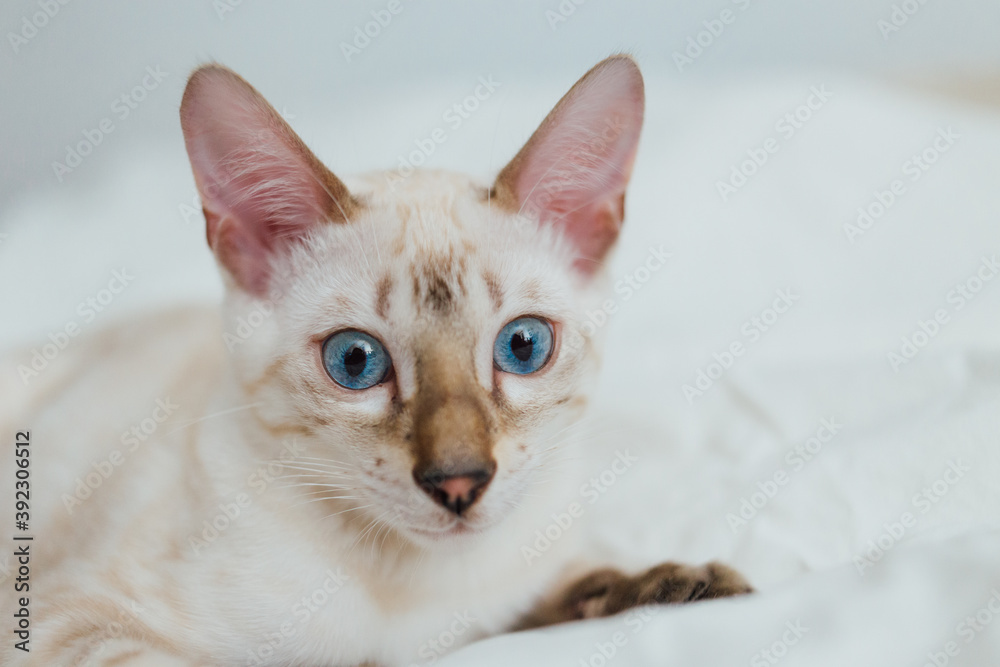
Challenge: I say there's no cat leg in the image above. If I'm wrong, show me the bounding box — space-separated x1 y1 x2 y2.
68 639 203 666
515 561 753 630
23 595 204 667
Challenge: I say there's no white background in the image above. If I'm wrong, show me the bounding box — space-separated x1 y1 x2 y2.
1 0 998 215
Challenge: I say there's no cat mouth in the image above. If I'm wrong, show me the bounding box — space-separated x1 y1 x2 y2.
408 521 481 540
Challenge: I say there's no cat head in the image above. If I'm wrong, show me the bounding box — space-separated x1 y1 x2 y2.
180 56 644 546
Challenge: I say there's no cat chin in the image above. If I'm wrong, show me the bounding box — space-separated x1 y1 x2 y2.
401 518 500 547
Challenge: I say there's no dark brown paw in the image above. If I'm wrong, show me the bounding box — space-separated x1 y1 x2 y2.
517 561 752 629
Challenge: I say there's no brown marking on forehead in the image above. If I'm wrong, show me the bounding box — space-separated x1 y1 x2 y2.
425 272 454 313
484 271 503 311
410 250 469 315
410 269 421 304
389 203 411 256
375 275 392 320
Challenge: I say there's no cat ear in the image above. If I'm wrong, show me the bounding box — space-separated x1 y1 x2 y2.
180 64 355 296
494 55 644 274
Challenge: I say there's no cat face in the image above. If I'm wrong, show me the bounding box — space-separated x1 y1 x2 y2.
180 57 644 545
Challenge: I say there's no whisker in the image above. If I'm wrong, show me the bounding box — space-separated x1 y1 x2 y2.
370 518 393 561
320 504 376 520
260 457 354 472
290 456 357 469
164 402 265 436
407 544 427 590
271 465 352 477
290 495 366 509
348 510 391 557
278 482 356 492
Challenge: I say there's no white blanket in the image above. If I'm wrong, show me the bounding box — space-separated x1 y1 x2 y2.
3 74 1000 665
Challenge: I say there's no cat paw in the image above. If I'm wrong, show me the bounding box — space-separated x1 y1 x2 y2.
518 561 752 629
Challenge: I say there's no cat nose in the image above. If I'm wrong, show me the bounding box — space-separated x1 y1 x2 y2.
414 464 496 516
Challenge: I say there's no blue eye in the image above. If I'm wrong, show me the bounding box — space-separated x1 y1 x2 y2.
322 330 392 390
493 317 554 375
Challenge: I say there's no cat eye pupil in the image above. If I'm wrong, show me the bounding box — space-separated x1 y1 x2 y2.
510 331 534 362
343 346 368 377
493 317 554 375
322 331 390 390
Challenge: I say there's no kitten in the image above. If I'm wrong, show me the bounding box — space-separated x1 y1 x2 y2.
3 55 749 666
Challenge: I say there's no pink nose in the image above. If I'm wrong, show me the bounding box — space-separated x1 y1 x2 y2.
414 466 495 516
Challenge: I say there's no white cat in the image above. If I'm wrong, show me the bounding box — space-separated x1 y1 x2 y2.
2 55 748 666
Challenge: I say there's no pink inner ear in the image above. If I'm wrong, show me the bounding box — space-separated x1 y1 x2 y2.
208 212 271 297
503 57 644 273
181 66 350 295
